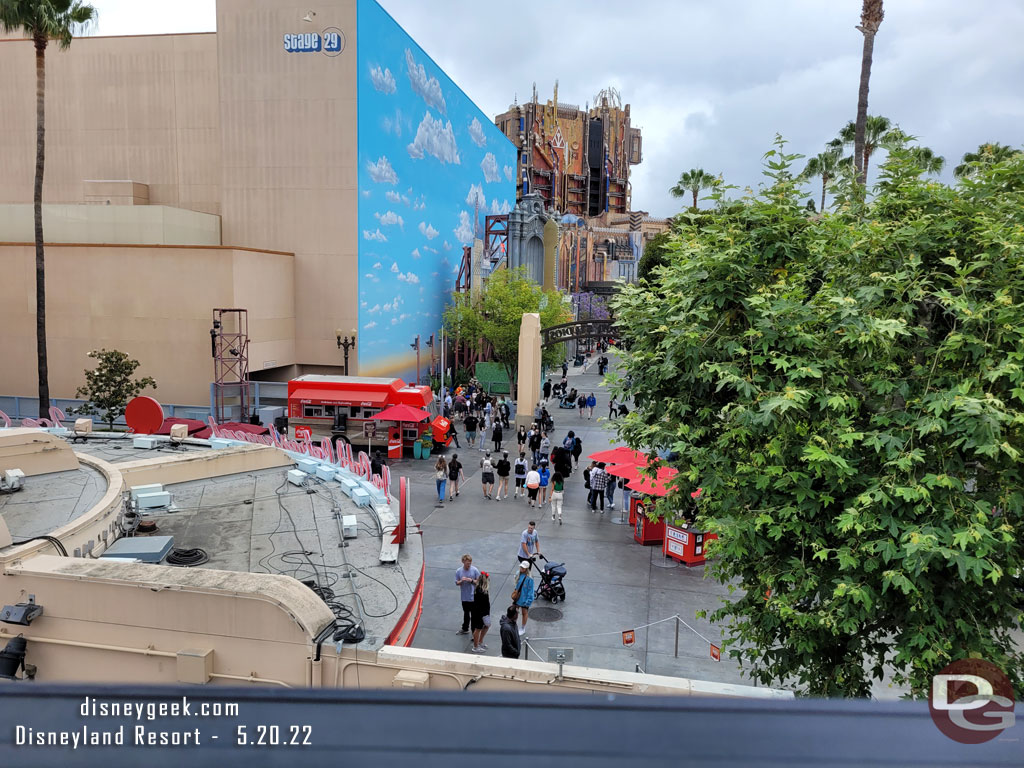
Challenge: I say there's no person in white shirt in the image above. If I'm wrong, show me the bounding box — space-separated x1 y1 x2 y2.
525 465 541 508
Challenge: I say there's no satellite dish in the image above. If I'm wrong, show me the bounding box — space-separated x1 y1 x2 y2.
125 396 164 435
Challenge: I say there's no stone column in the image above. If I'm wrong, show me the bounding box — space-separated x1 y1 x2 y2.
515 313 542 430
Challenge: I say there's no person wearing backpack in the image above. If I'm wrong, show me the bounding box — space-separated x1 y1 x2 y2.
447 454 464 501
513 452 529 499
480 453 496 500
434 456 448 505
571 434 583 467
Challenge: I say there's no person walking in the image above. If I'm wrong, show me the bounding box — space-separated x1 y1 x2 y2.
583 460 596 508
500 605 521 659
608 397 617 420
455 554 480 635
571 434 583 468
480 453 495 499
561 360 568 378
516 424 527 452
550 471 565 524
525 464 541 507
512 559 536 636
606 475 621 510
495 451 511 500
590 462 608 512
500 398 511 428
470 572 491 653
529 426 542 466
543 379 552 401
434 456 448 505
445 420 461 447
586 393 597 419
538 461 551 506
577 393 587 418
464 413 478 447
540 432 551 464
492 421 503 453
513 452 528 499
478 414 489 450
447 453 464 500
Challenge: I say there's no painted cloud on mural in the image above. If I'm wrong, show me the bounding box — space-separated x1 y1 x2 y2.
369 64 396 94
366 156 398 184
404 48 446 113
407 112 460 164
468 117 487 147
480 152 501 183
418 221 439 240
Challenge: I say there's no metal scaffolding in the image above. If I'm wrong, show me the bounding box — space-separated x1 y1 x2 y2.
211 308 250 422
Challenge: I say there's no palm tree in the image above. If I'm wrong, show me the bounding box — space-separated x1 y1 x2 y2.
671 168 718 211
853 0 884 185
908 147 945 176
953 142 1021 178
839 115 893 183
0 0 96 418
801 142 845 213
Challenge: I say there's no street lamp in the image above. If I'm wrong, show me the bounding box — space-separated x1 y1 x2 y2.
410 335 421 385
424 334 435 379
335 328 356 376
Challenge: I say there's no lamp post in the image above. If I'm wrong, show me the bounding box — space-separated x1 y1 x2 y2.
335 329 356 376
410 335 421 385
425 334 435 381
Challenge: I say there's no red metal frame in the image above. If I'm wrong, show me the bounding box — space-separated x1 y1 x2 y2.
212 308 250 423
484 214 508 265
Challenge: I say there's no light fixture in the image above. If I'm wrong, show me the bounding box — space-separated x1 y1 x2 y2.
1 596 43 626
302 10 316 22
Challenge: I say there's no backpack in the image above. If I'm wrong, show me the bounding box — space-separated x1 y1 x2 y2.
574 436 583 451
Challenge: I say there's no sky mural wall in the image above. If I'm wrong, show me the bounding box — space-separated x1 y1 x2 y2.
357 0 516 381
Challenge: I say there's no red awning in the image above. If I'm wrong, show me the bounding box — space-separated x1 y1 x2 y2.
288 387 389 405
626 467 680 498
371 404 431 422
588 446 650 465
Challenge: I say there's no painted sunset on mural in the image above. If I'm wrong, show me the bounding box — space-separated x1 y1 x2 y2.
356 0 516 381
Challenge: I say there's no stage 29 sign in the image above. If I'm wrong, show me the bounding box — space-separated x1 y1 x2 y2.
283 29 345 55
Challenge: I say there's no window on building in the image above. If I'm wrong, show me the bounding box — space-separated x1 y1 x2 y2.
324 405 335 416
349 406 362 418
362 407 380 419
303 405 324 418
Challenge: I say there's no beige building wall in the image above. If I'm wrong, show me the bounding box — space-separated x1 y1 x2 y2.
217 0 360 370
0 204 221 246
0 33 222 215
0 243 294 405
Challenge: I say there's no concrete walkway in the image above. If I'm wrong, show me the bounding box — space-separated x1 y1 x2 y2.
392 354 753 688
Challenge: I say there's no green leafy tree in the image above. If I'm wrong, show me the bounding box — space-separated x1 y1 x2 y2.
636 230 676 282
852 0 884 184
76 349 157 429
611 137 1024 697
0 0 97 418
953 142 1021 179
671 168 719 211
443 267 570 399
801 142 847 213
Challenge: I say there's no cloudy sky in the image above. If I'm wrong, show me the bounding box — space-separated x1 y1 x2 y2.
89 0 1024 217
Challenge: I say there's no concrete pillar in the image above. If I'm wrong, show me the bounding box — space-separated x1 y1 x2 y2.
542 216 558 292
516 313 542 430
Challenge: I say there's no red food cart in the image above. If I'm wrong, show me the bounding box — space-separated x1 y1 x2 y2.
286 375 449 452
629 495 667 545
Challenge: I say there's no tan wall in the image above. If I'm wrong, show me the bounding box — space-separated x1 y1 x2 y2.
0 33 222 215
0 204 221 246
217 0 359 369
0 243 295 405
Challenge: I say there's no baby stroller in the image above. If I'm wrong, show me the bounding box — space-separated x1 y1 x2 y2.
532 555 567 604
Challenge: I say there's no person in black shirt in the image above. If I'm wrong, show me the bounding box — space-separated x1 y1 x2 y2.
543 379 552 401
495 451 512 500
464 413 478 445
500 605 520 659
447 454 464 501
492 421 503 453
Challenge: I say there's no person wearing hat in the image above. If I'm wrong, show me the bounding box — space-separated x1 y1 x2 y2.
512 558 536 636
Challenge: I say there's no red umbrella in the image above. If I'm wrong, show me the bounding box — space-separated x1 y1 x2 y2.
606 463 643 480
587 446 650 465
626 467 680 498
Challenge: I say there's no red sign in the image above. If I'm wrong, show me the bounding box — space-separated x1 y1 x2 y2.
710 644 721 662
622 630 635 646
125 396 164 434
294 425 313 441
